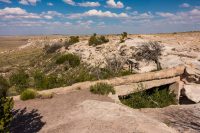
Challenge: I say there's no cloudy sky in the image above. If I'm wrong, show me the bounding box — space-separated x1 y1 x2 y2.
0 0 199 35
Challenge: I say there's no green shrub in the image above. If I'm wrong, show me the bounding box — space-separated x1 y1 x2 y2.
56 53 80 68
90 83 115 95
120 32 128 43
120 85 177 109
88 33 109 46
99 35 109 43
44 42 62 54
65 36 79 49
20 89 38 101
9 70 29 93
0 76 13 132
33 70 46 89
33 71 64 90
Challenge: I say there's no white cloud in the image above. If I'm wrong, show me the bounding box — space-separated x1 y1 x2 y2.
190 9 200 16
106 0 124 8
179 3 190 8
156 12 175 18
19 0 40 6
41 11 63 18
63 0 75 5
63 0 100 7
47 2 53 6
0 7 27 15
0 7 64 20
68 9 128 19
129 11 154 20
97 21 106 28
195 6 200 9
78 2 100 7
0 0 11 3
126 6 132 10
156 9 200 24
76 20 94 29
0 20 72 27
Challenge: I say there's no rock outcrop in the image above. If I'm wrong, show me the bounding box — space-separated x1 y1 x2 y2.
43 100 177 133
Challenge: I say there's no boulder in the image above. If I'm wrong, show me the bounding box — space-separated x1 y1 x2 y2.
184 84 200 103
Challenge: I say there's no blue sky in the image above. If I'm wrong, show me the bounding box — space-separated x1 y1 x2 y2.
0 0 199 35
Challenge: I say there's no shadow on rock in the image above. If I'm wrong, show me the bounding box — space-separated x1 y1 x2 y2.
10 107 45 133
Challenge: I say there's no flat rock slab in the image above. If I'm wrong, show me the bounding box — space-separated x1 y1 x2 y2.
49 100 177 133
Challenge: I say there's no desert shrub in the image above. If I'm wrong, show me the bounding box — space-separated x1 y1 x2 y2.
46 74 64 89
65 36 79 49
9 70 29 93
99 35 109 43
0 76 13 132
33 71 64 90
56 53 80 68
33 70 46 89
120 32 128 43
90 83 115 95
134 41 163 70
44 42 62 54
64 65 95 86
120 85 176 109
91 55 132 80
93 55 130 79
20 89 38 101
88 33 109 46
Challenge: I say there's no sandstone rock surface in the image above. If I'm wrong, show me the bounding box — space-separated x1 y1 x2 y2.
51 100 177 133
184 84 200 103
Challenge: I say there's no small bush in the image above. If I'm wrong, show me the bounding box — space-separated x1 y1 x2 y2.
99 35 109 43
20 89 38 101
89 33 109 46
33 71 64 90
0 76 13 132
9 70 29 93
44 42 62 54
65 36 79 49
120 85 177 109
90 83 115 95
33 70 47 89
56 53 80 67
120 32 128 43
